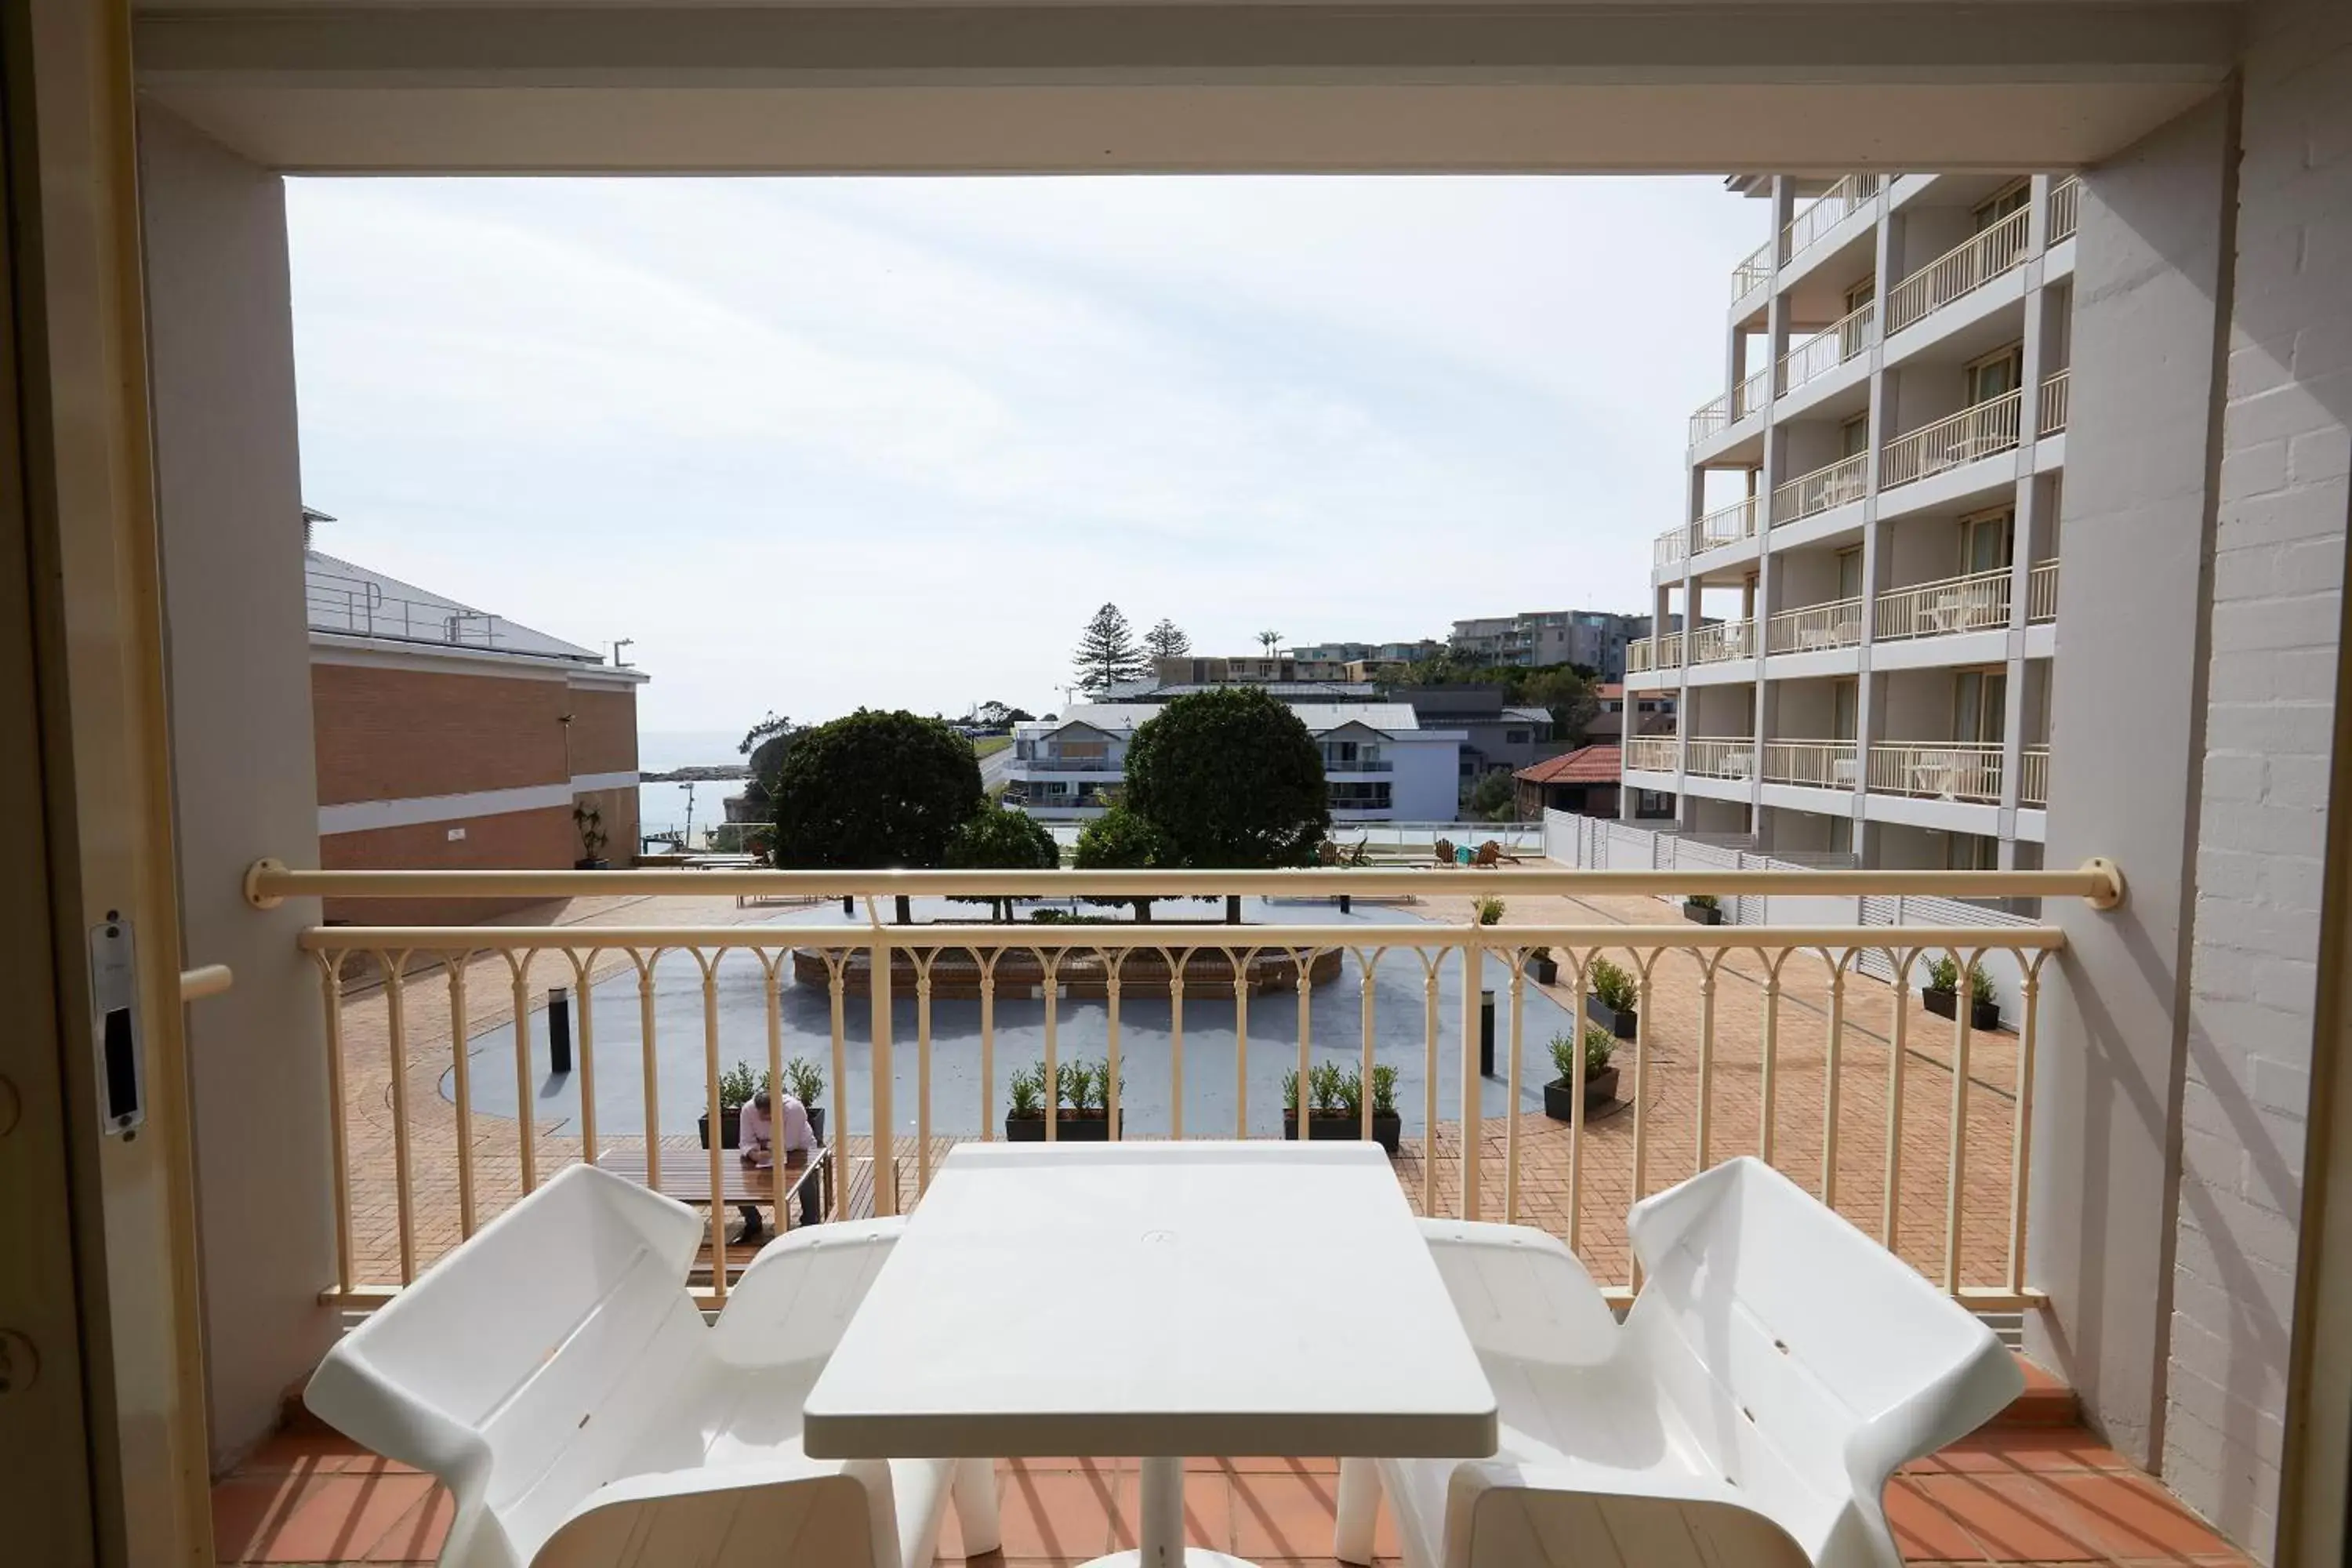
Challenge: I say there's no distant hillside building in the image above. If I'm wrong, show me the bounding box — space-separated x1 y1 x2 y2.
1447 610 1646 679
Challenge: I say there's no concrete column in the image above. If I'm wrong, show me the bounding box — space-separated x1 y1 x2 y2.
137 106 334 1470
2031 93 2237 1470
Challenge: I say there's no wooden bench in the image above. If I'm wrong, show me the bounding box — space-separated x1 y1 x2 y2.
595 1145 834 1236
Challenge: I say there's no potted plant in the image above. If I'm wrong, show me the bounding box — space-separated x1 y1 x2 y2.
1541 1028 1623 1120
1525 946 1559 985
1584 956 1639 1040
1473 894 1506 927
572 800 610 870
1922 956 2002 1031
1682 892 1725 926
1004 1058 1123 1141
699 1058 758 1149
783 1055 827 1147
1280 1063 1403 1155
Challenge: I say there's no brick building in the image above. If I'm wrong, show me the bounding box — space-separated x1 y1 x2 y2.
306 539 645 921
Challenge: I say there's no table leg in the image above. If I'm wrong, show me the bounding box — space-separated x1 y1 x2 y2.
1083 1456 1254 1568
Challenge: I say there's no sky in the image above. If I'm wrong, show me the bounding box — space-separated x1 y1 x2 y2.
285 176 1764 735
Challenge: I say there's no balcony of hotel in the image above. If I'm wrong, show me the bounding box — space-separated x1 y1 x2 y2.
1879 388 2024 494
2041 367 2071 435
1884 203 2032 340
1867 739 2005 804
1686 618 1755 675
1624 629 1684 683
1655 495 1760 576
1687 363 1773 449
1727 173 1887 305
1867 561 2058 666
1763 737 1861 790
1766 595 1866 657
1777 296 1878 402
1770 450 1868 529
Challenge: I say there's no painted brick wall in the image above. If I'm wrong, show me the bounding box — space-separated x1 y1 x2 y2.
312 662 569 804
2169 0 2352 1555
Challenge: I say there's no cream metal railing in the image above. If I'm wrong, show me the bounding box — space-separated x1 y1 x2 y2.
1684 735 1757 780
1627 639 1657 673
1733 239 1775 300
1766 597 1865 655
2040 368 2070 435
1868 742 2005 802
2047 176 2081 245
1879 389 2024 489
1624 735 1679 773
1762 739 1860 789
250 859 2124 1312
2027 561 2060 624
1695 496 1760 553
1781 174 1884 262
1779 299 1878 395
1654 524 1690 571
1629 632 1684 677
2020 746 2051 808
1875 566 2014 642
1885 206 2032 334
1771 452 1869 525
1688 621 1755 665
1690 394 1732 447
1733 365 1773 422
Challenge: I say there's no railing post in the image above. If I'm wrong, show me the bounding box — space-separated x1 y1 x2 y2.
871 927 896 1216
1459 938 1482 1221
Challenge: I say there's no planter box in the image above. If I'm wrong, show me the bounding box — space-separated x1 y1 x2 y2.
1682 902 1725 925
1283 1109 1403 1156
1004 1111 1123 1143
1922 989 2004 1033
575 858 610 870
698 1107 741 1149
1585 994 1638 1040
1525 952 1559 986
1541 1067 1622 1122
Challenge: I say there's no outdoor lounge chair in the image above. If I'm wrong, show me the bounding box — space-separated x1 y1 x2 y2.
304 1164 998 1568
1337 1156 2020 1568
1472 840 1503 867
1434 838 1456 866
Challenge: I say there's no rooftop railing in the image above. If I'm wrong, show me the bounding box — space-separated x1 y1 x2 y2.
307 571 506 650
1885 205 2032 335
249 858 2125 1312
1879 389 2024 489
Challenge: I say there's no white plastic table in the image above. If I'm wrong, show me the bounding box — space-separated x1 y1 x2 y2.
804 1141 1497 1568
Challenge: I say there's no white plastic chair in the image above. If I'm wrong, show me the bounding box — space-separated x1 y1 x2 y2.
304 1163 999 1568
1338 1156 2021 1568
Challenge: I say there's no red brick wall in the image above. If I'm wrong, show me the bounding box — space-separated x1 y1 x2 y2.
312 662 568 805
567 687 637 776
321 804 575 924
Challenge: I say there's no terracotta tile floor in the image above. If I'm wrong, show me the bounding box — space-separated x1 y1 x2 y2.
215 1424 2250 1567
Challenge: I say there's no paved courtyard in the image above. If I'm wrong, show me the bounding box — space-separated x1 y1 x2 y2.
322 872 2035 1296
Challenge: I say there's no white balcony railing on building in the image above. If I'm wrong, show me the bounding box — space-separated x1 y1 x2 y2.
2047 176 2081 245
2040 368 2070 435
1654 524 1690 571
1879 389 2024 490
1689 621 1755 665
1733 365 1773 422
1766 597 1866 655
1690 393 1731 447
1771 452 1869 525
1875 565 2014 642
1628 632 1684 677
1685 735 1758 781
2027 561 2060 624
252 859 2123 1312
1023 755 1119 771
1624 735 1679 772
1762 739 1861 789
1732 238 1775 301
1695 496 1760 554
1868 741 2005 802
1781 174 1885 263
2020 746 2051 808
1884 205 2033 335
1779 299 1878 396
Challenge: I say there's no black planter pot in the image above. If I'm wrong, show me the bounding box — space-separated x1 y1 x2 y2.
698 1106 742 1149
807 1107 827 1146
1973 1000 2002 1032
1541 1067 1622 1121
1004 1111 1123 1142
1283 1109 1403 1156
1682 902 1725 925
1526 952 1559 985
1585 994 1639 1040
575 857 610 870
1922 988 2004 1031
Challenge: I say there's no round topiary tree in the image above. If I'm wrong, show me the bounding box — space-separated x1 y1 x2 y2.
945 805 1061 922
1121 686 1329 923
1073 804 1174 922
771 709 983 922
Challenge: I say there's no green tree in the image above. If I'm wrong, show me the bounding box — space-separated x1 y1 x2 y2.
1518 666 1600 744
1122 687 1329 923
1467 768 1519 822
1257 629 1283 655
945 805 1060 921
1073 805 1173 922
739 710 792 755
1074 604 1150 694
1143 619 1192 659
771 710 982 924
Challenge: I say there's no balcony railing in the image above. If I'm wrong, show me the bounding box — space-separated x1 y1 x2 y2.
1885 205 2032 335
1685 735 1757 780
2021 746 2051 807
1781 174 1884 262
1771 452 1869 525
1762 739 1860 789
1879 389 2024 489
1766 596 1865 654
2027 560 2060 623
1628 632 1684 677
2047 176 2080 245
1778 299 1878 395
1023 755 1118 771
1875 565 2013 642
1689 393 1731 447
1653 523 1690 570
1732 238 1775 300
1689 620 1755 665
2040 368 2070 435
1868 741 2004 802
1624 735 1679 772
1323 759 1394 773
1733 365 1773 422
251 859 2122 1312
1695 495 1760 553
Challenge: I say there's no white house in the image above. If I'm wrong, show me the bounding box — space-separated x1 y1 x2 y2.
1004 702 1464 822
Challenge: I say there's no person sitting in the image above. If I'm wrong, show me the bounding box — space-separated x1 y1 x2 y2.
735 1087 821 1241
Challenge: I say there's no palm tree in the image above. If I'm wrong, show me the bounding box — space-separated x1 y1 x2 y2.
1258 629 1283 655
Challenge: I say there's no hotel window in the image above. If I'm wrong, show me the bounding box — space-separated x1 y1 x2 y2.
1954 667 2008 744
1973 180 2030 231
1945 832 2001 870
1840 412 1871 459
1966 342 2025 405
1836 545 1865 601
1834 679 1860 742
1960 508 2015 575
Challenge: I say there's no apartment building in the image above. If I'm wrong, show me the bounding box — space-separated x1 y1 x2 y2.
307 543 645 919
1449 609 1643 678
1003 702 1466 821
1624 172 2074 873
1285 637 1446 666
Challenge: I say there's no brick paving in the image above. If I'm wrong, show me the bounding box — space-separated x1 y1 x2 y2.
324 879 2035 1294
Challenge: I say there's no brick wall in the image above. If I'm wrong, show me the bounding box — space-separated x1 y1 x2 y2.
320 804 573 924
313 661 568 804
2169 0 2352 1555
566 684 637 776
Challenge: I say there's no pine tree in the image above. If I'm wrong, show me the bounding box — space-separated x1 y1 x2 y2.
1074 604 1149 693
1143 618 1192 659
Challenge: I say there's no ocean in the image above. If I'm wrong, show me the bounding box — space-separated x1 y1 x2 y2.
635 728 743 850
